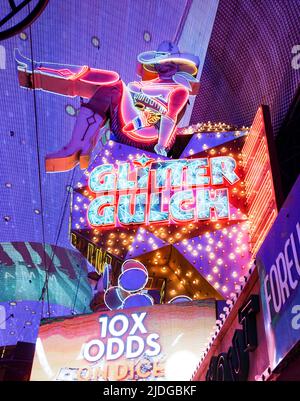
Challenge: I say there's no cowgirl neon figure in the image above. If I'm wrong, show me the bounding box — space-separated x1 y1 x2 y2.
15 41 199 172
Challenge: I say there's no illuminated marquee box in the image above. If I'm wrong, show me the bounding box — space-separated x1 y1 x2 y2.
85 155 239 227
30 301 216 381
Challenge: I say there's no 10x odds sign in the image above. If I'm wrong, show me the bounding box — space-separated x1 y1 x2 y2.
81 311 164 380
30 302 217 381
83 312 160 361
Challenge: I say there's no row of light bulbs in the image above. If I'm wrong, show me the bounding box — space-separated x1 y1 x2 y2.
191 262 255 380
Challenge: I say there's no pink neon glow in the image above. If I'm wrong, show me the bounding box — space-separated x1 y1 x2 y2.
79 68 120 85
121 127 158 144
120 79 189 145
122 259 148 274
37 65 120 85
37 66 89 80
242 106 278 256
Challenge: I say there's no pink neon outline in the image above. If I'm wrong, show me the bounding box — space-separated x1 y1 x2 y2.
119 79 189 144
37 65 89 80
133 156 155 168
168 295 193 304
116 162 138 191
121 259 148 274
169 190 196 224
196 188 230 221
121 127 158 144
210 156 240 186
186 158 210 188
148 192 170 225
88 164 116 194
84 157 240 229
151 161 188 192
79 68 120 85
117 192 147 227
86 194 116 228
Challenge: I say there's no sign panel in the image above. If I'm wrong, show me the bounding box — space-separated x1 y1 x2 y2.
71 134 251 301
257 176 300 372
85 155 239 228
30 301 216 381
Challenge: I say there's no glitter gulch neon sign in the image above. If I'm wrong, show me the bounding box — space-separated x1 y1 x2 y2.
86 154 240 228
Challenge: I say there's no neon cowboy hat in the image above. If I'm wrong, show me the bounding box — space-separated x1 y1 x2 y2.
137 41 199 76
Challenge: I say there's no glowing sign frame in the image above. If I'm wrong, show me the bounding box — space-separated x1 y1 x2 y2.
85 154 239 229
30 301 217 381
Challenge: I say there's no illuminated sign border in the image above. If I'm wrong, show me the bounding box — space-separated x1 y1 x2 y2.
84 155 240 229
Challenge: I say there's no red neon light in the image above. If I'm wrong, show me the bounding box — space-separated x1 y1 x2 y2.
121 127 158 144
37 66 89 80
119 79 189 145
242 106 278 256
79 68 120 85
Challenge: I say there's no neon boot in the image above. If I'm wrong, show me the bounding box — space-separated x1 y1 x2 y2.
45 106 104 172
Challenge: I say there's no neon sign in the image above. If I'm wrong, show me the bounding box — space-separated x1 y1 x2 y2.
86 154 239 228
30 302 216 381
83 312 161 363
15 41 200 173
